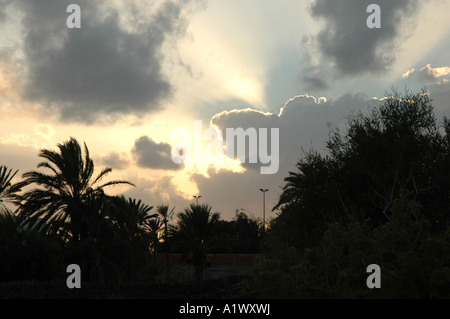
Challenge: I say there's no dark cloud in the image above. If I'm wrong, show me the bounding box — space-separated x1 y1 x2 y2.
211 108 278 132
308 0 421 76
0 0 13 23
427 80 450 120
210 109 279 172
12 0 198 124
100 152 130 170
211 93 370 168
301 75 329 91
131 136 183 170
191 167 281 218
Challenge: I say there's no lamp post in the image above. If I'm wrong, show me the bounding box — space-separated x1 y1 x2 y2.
259 189 268 233
193 195 202 205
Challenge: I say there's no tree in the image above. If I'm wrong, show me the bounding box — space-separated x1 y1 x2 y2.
175 203 220 281
272 151 339 249
100 196 158 282
0 166 25 215
17 137 134 242
325 89 450 231
209 210 261 253
156 204 175 281
255 89 450 298
109 196 157 241
146 218 162 282
233 210 261 252
273 89 450 244
0 213 64 282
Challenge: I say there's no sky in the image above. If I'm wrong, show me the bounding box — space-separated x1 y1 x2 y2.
1 0 449 222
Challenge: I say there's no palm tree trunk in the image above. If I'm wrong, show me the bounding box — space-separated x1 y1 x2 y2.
164 221 170 281
152 246 157 284
192 250 205 282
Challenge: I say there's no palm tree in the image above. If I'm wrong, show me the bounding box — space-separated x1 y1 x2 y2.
156 204 175 281
272 151 329 212
98 196 158 282
272 165 304 212
109 196 157 240
146 218 162 282
176 203 220 281
17 137 134 241
0 166 25 215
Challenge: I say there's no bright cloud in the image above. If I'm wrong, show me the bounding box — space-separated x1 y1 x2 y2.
420 64 450 79
402 68 416 79
34 124 56 139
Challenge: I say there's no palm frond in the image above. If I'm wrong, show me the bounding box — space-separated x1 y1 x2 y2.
0 166 25 213
96 180 135 190
91 167 113 187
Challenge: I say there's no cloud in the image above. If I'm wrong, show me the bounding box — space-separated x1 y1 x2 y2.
34 124 56 139
426 79 450 120
190 166 280 217
401 64 450 83
0 142 40 174
211 108 278 132
193 92 374 218
0 133 51 150
209 108 279 173
402 68 416 79
0 54 17 98
131 136 183 170
301 75 329 91
418 64 450 81
211 93 369 167
0 0 13 24
124 174 189 209
100 151 130 170
9 0 200 124
307 0 421 76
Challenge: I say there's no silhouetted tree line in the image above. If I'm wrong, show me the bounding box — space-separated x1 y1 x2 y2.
0 141 263 285
251 89 450 298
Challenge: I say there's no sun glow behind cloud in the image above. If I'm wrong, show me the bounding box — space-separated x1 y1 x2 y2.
226 77 265 108
175 2 272 109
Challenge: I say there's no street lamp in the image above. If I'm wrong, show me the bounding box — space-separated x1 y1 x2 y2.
193 195 202 205
259 189 268 233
